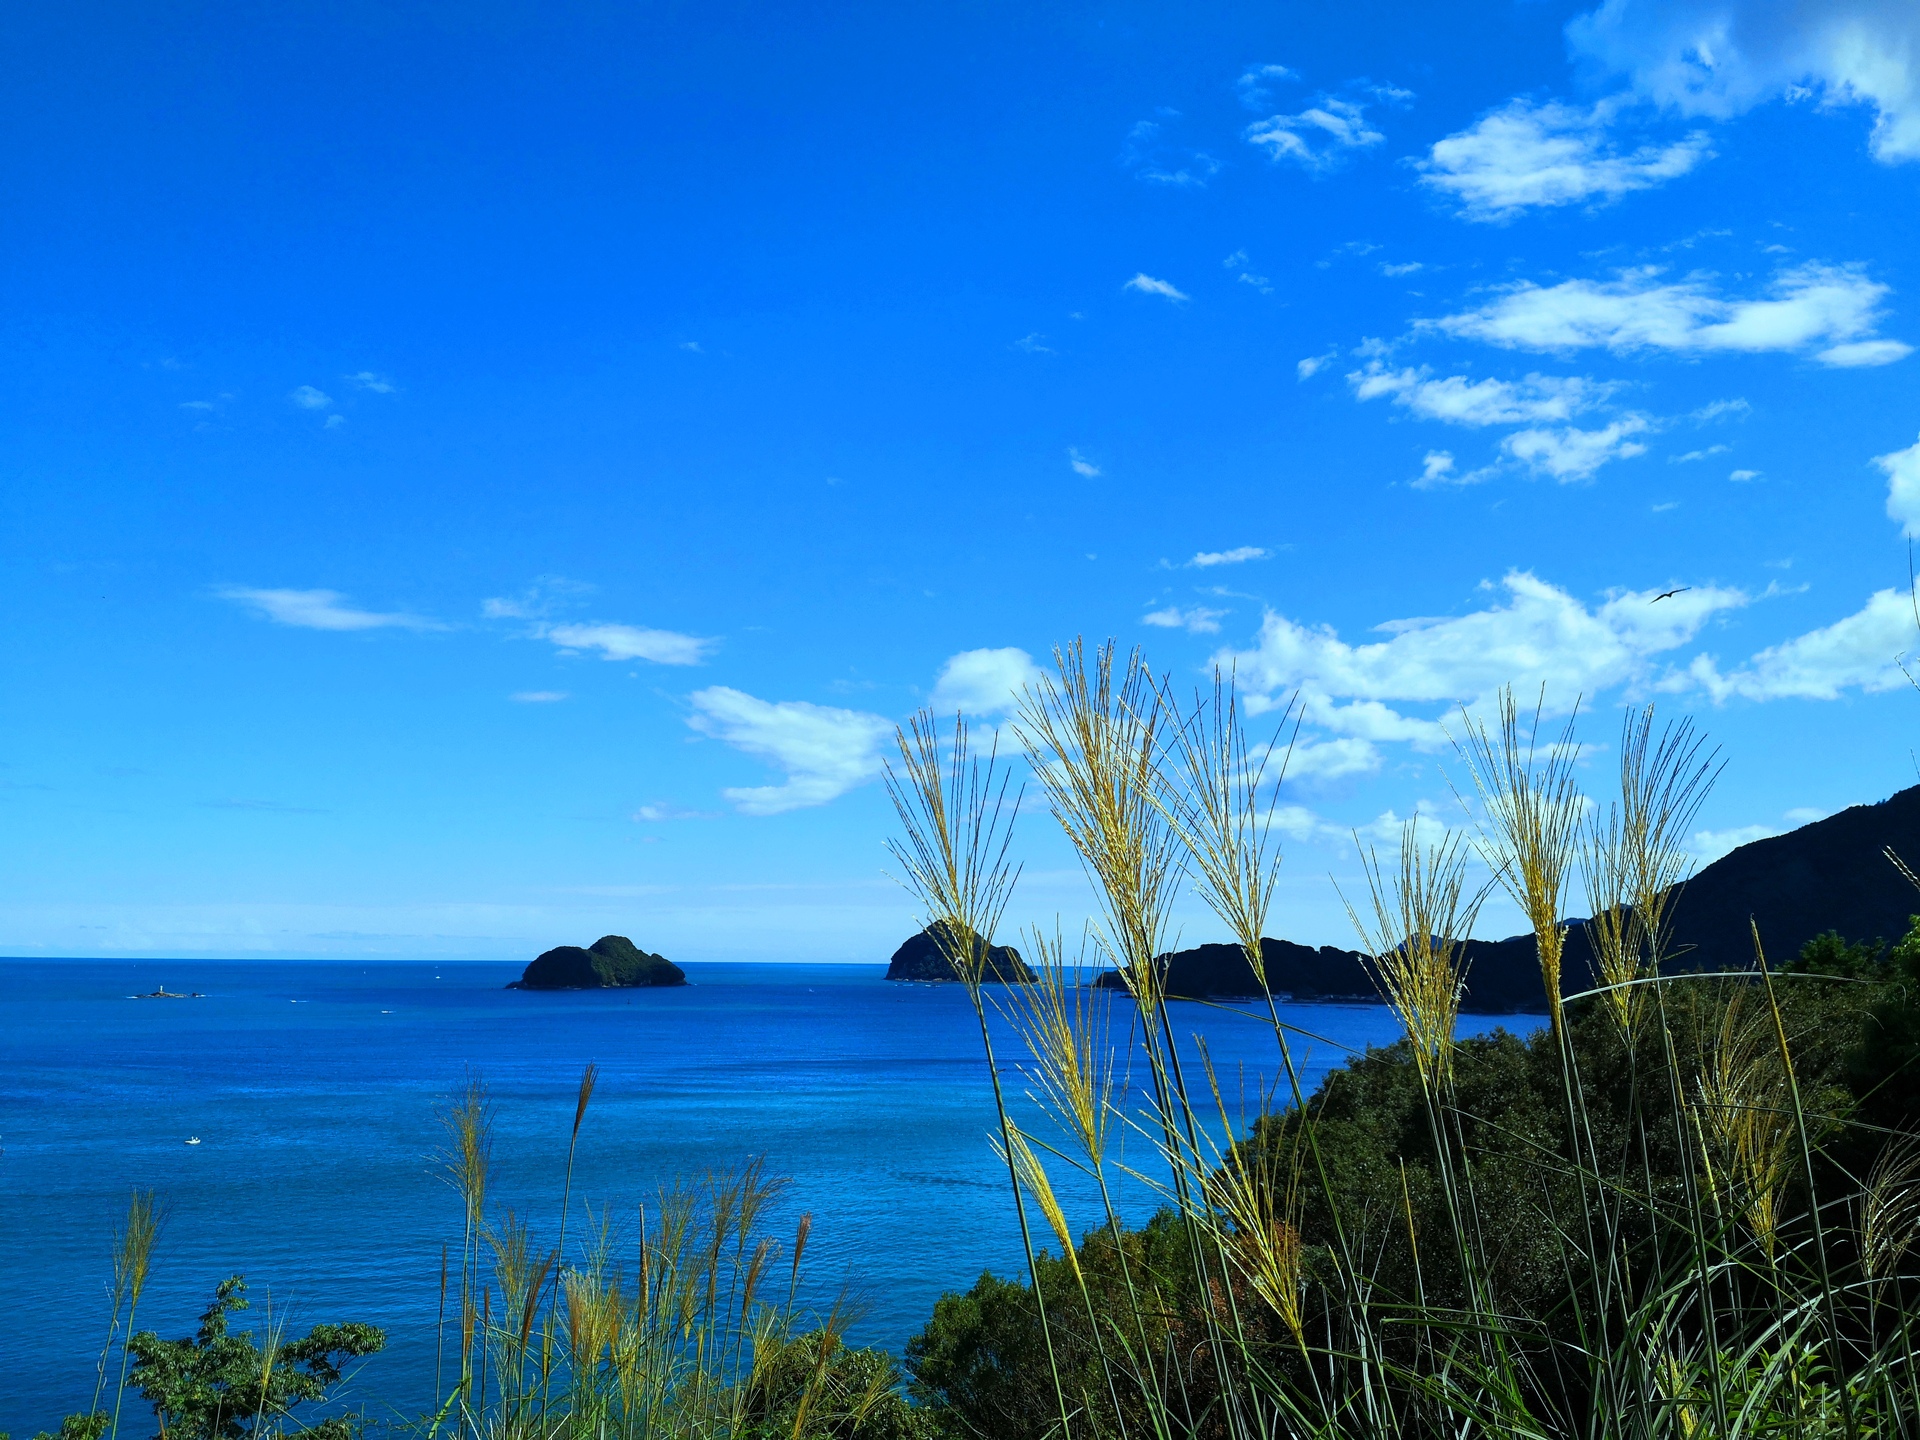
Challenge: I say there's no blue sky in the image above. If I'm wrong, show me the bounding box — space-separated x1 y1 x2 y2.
5 0 1920 961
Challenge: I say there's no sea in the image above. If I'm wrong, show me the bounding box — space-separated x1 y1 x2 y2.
0 959 1533 1433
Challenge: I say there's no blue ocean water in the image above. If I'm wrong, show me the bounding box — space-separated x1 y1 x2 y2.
0 960 1530 1433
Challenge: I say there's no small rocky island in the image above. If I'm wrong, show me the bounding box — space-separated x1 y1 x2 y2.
508 935 687 990
885 923 1034 983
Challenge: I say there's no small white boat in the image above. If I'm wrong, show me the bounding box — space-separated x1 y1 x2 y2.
185 1136 201 1146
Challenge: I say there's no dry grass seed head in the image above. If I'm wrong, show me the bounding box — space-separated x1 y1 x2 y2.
1693 985 1796 1254
1014 639 1183 999
1452 687 1583 1029
996 1126 1081 1280
438 1074 495 1231
1617 705 1720 972
114 1189 163 1307
1863 1132 1920 1282
883 711 1022 992
1344 820 1484 1086
1150 669 1293 986
1581 800 1649 1037
1004 925 1115 1168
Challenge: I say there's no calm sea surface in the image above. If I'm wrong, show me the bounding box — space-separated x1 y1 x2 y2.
0 959 1530 1433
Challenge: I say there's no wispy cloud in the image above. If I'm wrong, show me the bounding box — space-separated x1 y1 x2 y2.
1426 262 1911 366
1672 444 1730 462
510 691 569 703
1013 333 1055 354
687 687 893 815
1121 116 1222 187
1416 97 1713 221
346 371 396 393
1189 545 1268 567
1223 249 1271 292
218 587 440 632
1123 273 1189 302
542 622 711 666
1245 83 1410 173
1068 447 1102 477
1502 416 1653 483
1236 63 1299 111
1676 585 1919 701
1144 605 1228 634
289 385 333 410
1350 364 1620 426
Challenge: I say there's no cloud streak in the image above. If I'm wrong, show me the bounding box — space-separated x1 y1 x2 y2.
1425 262 1911 366
688 687 893 815
219 587 440 632
543 622 712 666
1417 97 1712 220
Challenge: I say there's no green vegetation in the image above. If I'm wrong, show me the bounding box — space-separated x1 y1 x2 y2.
886 647 1920 1439
28 645 1920 1439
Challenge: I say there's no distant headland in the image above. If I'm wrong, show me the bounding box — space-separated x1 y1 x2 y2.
508 935 687 990
885 924 1034 983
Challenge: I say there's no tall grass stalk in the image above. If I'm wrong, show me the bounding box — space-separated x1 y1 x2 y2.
105 1189 161 1440
882 707 1077 1440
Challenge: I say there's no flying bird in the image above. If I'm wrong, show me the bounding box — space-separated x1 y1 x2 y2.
1652 587 1692 603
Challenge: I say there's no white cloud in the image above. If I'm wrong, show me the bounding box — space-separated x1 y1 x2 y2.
1416 97 1713 220
1014 333 1055 354
930 647 1045 716
324 414 347 430
543 622 711 665
1221 571 1749 744
1380 261 1425 277
218 587 439 632
1501 414 1653 482
346 371 396 393
1144 605 1228 634
1730 467 1761 481
1121 118 1221 186
1690 398 1751 421
687 687 894 815
1297 350 1337 379
1672 443 1730 461
1877 432 1920 537
1237 63 1299 110
1224 249 1272 292
290 385 332 409
1694 823 1778 863
1123 273 1189 302
1820 339 1916 367
1417 450 1460 487
1428 262 1909 365
511 691 569 703
1190 545 1268 567
1282 736 1381 782
1068 447 1102 477
1678 586 1917 700
1569 0 1920 164
1349 363 1619 426
1246 96 1386 172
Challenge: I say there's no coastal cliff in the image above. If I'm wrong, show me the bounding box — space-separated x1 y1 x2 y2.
1093 784 1920 1011
509 935 687 990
